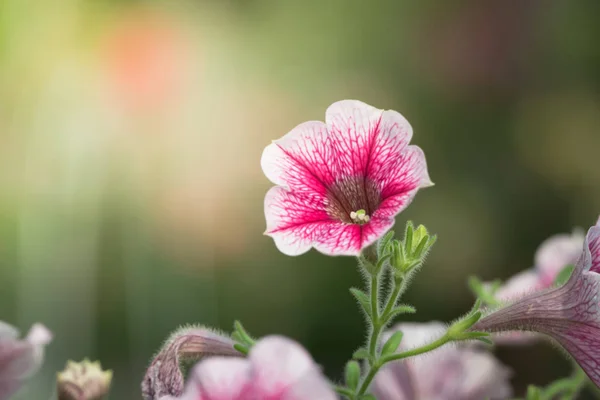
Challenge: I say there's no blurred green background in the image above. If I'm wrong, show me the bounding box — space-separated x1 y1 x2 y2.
1 0 600 398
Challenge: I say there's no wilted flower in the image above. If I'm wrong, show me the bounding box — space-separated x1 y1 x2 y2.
142 326 241 400
0 322 52 400
472 217 600 387
262 100 432 256
57 359 112 400
371 322 512 400
176 336 337 400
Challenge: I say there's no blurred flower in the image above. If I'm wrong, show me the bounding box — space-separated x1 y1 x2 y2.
473 217 600 387
175 336 337 400
57 359 112 400
142 326 241 400
488 229 584 344
101 8 190 111
371 322 512 400
262 100 432 256
494 229 585 301
0 322 52 400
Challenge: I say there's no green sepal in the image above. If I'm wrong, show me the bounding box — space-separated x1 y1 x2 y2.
344 361 360 391
526 385 542 400
381 331 404 357
360 395 377 400
377 231 395 258
233 343 249 355
382 305 416 322
233 321 255 346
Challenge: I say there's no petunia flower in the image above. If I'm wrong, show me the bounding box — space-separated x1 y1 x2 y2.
486 230 584 345
472 217 600 387
0 322 52 400
175 336 337 400
261 100 432 256
142 326 242 400
493 230 585 302
371 322 512 400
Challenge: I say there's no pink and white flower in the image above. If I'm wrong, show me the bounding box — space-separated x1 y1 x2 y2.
261 100 432 256
174 336 337 400
371 322 512 400
472 217 600 387
0 322 52 400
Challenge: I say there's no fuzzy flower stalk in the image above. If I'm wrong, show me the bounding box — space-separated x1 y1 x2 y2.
262 100 432 256
472 217 600 387
142 326 242 400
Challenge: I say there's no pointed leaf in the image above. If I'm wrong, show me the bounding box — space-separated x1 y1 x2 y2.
350 288 371 317
352 348 371 361
381 331 404 356
377 231 395 258
383 305 416 322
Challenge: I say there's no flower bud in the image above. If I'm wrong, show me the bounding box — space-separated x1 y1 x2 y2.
57 359 112 400
141 326 242 400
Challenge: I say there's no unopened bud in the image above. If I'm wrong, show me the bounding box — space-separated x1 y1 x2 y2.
141 326 242 400
57 359 112 400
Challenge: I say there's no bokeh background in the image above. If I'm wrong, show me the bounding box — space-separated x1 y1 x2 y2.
1 0 600 398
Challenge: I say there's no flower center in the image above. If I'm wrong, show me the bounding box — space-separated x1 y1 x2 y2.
350 209 370 224
325 177 381 224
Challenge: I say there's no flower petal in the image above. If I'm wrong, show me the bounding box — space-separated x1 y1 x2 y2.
250 336 317 396
261 121 334 194
534 232 585 286
494 270 542 302
265 186 393 256
185 358 251 400
585 218 600 274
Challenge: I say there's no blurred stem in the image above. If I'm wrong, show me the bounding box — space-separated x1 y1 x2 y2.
368 275 380 356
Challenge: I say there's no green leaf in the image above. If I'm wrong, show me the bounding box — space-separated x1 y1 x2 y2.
404 221 414 255
381 331 404 356
360 395 377 400
377 230 395 258
349 288 371 317
383 305 416 322
526 385 542 400
233 343 249 355
554 264 575 287
344 361 360 391
352 348 371 361
233 321 255 346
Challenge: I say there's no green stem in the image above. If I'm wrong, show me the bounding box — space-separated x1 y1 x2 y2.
381 278 404 321
357 334 451 395
368 274 380 357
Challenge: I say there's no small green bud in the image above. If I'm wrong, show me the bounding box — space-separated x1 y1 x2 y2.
554 264 575 287
344 361 360 391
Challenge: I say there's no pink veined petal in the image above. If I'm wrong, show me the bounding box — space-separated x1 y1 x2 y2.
184 358 251 400
370 362 414 400
586 219 600 274
261 121 335 194
325 100 389 179
250 336 316 397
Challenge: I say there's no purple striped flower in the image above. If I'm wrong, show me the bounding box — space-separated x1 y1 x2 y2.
473 217 600 387
261 100 432 256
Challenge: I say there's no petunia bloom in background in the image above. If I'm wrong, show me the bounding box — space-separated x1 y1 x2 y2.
472 217 600 387
0 322 52 400
486 229 584 344
371 322 512 400
174 336 337 400
262 100 432 256
142 326 241 400
493 229 584 302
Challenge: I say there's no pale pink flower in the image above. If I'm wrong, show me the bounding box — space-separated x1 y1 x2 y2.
176 336 337 400
371 322 512 400
0 322 52 400
261 100 432 256
494 230 584 302
472 217 600 387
